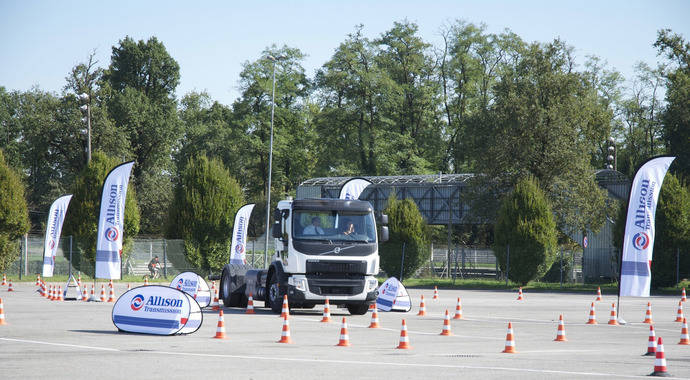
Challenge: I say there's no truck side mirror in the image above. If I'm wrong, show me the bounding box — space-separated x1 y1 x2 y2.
380 214 388 225
271 220 282 238
380 226 389 243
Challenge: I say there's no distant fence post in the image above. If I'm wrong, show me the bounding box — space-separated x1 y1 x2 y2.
163 239 168 279
677 248 680 287
559 247 563 288
505 244 510 286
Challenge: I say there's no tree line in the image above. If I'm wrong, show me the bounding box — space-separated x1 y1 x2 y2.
0 21 688 248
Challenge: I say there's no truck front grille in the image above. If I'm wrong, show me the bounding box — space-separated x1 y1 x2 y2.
306 275 364 296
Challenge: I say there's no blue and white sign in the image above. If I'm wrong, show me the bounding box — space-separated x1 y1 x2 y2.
376 277 411 312
112 285 202 335
170 272 211 308
42 194 72 277
620 156 675 297
95 161 134 279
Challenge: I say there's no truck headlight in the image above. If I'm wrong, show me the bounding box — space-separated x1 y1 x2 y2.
366 278 379 292
290 278 307 292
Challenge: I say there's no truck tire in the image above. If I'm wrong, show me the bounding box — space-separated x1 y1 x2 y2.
347 303 369 315
266 272 283 314
220 264 247 307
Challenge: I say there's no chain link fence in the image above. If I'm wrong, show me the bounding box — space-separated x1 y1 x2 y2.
5 235 274 280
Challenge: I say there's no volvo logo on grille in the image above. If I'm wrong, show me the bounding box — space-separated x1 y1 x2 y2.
333 247 341 254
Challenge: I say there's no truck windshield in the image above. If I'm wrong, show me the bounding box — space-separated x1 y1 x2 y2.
293 210 376 243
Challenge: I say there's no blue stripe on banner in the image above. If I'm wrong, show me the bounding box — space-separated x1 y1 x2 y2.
113 315 181 329
377 298 393 307
43 257 53 265
96 250 119 263
621 261 650 277
196 296 210 304
183 319 201 329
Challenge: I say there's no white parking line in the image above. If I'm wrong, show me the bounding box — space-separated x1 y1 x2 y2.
0 337 665 378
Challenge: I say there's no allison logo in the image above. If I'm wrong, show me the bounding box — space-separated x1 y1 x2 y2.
632 232 650 250
235 244 244 254
176 279 184 289
105 227 119 242
130 294 145 311
48 239 55 250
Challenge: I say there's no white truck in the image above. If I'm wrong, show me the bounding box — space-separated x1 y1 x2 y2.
218 198 388 315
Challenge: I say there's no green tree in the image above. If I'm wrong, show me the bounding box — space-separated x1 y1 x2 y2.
166 155 244 271
0 149 30 272
651 174 690 287
104 36 182 234
655 29 690 179
379 194 430 280
62 152 140 276
467 39 611 235
493 176 558 285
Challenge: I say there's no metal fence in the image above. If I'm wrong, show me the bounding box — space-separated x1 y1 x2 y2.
5 235 274 280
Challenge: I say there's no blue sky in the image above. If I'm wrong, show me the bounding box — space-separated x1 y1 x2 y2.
1 0 688 105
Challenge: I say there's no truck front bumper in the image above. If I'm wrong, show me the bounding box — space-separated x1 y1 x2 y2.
286 274 378 304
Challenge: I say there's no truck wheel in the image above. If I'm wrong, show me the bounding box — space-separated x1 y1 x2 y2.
347 303 369 315
220 265 242 307
267 272 282 314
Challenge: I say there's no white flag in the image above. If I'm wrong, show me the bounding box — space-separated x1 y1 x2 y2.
620 156 675 297
95 161 134 279
230 204 255 265
42 195 72 277
339 178 371 200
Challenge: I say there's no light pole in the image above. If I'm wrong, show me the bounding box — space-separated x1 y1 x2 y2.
78 93 92 164
263 54 286 268
606 136 616 171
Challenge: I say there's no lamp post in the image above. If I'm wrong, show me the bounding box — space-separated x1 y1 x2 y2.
263 54 286 268
606 136 616 171
78 93 92 164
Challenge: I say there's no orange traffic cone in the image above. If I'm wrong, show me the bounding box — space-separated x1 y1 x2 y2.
90 284 95 300
246 293 255 314
440 310 453 336
586 302 597 324
369 303 375 312
608 302 619 325
453 297 463 320
35 274 41 286
1 274 6 286
77 274 82 288
321 299 332 323
57 286 64 301
368 309 380 328
47 285 53 300
144 277 149 286
554 314 567 341
127 283 131 291
213 310 227 339
211 280 216 292
396 319 412 349
7 280 13 292
675 301 684 322
643 302 654 324
417 295 427 316
596 286 602 301
502 322 517 353
432 286 439 300
517 287 524 301
81 286 88 302
108 279 113 288
211 289 220 311
280 295 290 319
679 317 690 345
277 315 293 344
650 337 670 377
99 284 106 302
682 288 687 302
39 281 46 297
645 325 657 356
0 298 6 325
336 317 351 346
107 285 116 302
